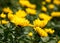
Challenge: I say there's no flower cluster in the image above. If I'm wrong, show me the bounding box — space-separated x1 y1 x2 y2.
0 0 60 43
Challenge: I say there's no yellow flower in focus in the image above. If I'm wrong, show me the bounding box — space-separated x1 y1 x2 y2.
45 0 51 3
41 6 47 12
11 16 21 25
26 8 36 15
8 13 14 20
51 12 60 17
58 40 60 43
33 18 48 28
18 18 30 26
33 18 41 27
39 13 52 21
48 4 55 9
45 28 55 34
3 7 13 13
1 20 9 24
28 32 33 37
34 27 48 37
15 10 27 18
11 16 30 27
0 13 6 18
19 0 36 9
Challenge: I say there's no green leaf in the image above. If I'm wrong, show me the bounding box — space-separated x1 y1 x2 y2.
0 29 4 33
47 40 56 43
41 36 50 42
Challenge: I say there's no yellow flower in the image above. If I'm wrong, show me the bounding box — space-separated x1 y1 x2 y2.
45 28 55 34
15 10 27 18
34 27 48 37
33 18 48 28
41 6 47 12
45 0 51 3
11 16 20 25
26 8 36 15
0 13 6 18
58 40 60 43
28 32 33 37
51 12 60 17
11 16 30 27
53 0 60 5
39 13 52 21
48 4 55 9
42 1 46 5
1 20 9 24
18 18 30 26
19 0 36 9
3 7 13 13
8 13 14 20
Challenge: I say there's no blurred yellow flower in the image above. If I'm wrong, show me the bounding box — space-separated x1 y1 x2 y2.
0 13 6 18
19 0 36 9
1 20 9 24
45 28 55 34
58 40 60 43
28 32 33 37
39 13 52 21
42 1 46 5
53 0 60 5
3 7 13 13
41 6 47 12
15 10 27 18
26 8 36 15
34 27 48 37
45 0 51 3
48 4 55 9
51 12 60 17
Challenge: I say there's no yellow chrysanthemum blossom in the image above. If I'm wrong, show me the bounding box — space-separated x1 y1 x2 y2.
18 18 30 26
34 27 48 37
48 4 55 9
39 13 52 21
15 10 27 18
1 20 9 24
19 0 36 9
0 13 6 18
3 7 13 13
33 18 48 28
28 32 33 37
11 16 30 27
41 6 47 12
11 16 20 25
26 8 36 15
51 12 60 17
8 13 14 20
45 28 55 34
